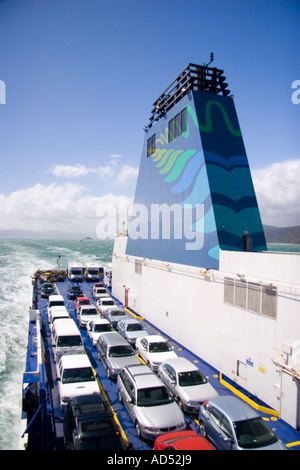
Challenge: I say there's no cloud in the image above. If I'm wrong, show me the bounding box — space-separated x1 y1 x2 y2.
116 165 139 183
50 162 138 184
0 182 133 238
50 164 114 178
252 159 300 227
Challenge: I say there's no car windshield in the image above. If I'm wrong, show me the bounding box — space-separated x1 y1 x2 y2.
82 309 97 315
137 386 173 407
234 417 278 449
178 370 207 387
127 324 144 331
50 301 64 307
57 335 83 347
102 300 115 305
79 300 90 305
62 367 95 383
108 345 135 357
94 324 113 333
71 286 82 292
111 311 126 317
149 342 171 353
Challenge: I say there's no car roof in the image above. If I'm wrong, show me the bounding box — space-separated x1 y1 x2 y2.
80 305 97 310
126 364 162 388
121 318 141 325
161 357 198 372
208 396 259 422
60 354 91 368
143 335 167 343
155 431 214 450
101 332 128 346
90 318 110 324
49 294 64 300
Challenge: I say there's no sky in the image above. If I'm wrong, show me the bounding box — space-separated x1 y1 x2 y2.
0 0 299 238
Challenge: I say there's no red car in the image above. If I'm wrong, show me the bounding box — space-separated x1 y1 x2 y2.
74 296 91 312
153 430 215 451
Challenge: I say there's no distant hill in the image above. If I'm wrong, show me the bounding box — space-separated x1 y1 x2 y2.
0 229 86 239
263 225 300 244
1 226 299 244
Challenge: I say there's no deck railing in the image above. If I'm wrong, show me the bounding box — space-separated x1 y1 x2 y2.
148 63 230 128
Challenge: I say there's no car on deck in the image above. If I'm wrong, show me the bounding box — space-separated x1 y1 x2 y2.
87 319 114 346
103 307 130 329
157 357 218 413
74 296 91 313
56 354 100 411
77 305 99 329
136 335 177 371
117 364 186 440
198 395 287 450
67 285 83 300
153 430 215 450
41 282 55 298
117 318 147 347
63 394 127 450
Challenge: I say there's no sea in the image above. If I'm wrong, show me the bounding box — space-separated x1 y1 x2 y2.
0 238 299 450
0 237 114 450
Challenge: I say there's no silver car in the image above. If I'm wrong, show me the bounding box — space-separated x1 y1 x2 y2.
104 307 130 329
117 363 186 441
198 395 287 450
96 332 141 380
157 357 218 414
117 318 147 347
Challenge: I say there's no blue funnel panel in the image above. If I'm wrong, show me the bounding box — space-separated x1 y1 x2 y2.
126 79 266 269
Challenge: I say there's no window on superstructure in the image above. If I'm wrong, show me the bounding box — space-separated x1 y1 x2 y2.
147 134 156 157
224 277 234 305
135 259 142 275
262 285 277 319
248 282 261 314
168 108 187 143
235 280 247 309
224 279 277 320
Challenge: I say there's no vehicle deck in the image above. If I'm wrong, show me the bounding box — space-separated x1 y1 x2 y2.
27 276 300 450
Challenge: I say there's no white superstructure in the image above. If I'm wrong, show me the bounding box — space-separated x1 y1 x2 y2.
112 235 300 429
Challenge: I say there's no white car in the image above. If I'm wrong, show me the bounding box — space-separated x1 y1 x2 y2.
136 335 177 371
93 287 110 300
77 305 99 328
96 297 116 314
157 357 219 413
56 354 100 411
86 319 114 346
48 305 69 326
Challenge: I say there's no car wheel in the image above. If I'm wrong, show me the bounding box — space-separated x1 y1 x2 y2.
135 421 141 438
176 397 183 410
198 420 207 437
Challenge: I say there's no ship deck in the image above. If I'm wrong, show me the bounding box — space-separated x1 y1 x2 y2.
28 276 300 451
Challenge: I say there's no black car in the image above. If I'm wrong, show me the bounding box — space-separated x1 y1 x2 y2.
63 394 127 450
40 282 55 298
67 285 83 300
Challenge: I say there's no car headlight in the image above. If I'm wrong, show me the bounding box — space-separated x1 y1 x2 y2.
187 400 199 406
144 426 160 432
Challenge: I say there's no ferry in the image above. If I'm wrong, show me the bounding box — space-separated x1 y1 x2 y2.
20 60 300 452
